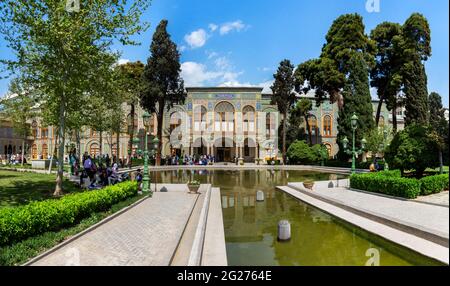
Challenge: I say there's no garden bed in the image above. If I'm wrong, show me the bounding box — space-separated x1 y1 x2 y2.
0 181 139 246
350 171 449 199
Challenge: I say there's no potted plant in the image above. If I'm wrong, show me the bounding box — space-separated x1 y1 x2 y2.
303 179 315 190
187 180 201 194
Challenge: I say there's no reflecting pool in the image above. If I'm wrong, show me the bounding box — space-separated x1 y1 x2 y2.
151 169 441 266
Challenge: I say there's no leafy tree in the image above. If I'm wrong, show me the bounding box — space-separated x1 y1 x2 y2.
117 61 145 168
428 92 448 174
311 144 329 166
287 140 317 165
0 0 150 196
370 22 403 129
271 59 296 164
400 13 432 126
291 98 313 146
364 126 392 163
385 124 439 178
141 20 185 166
337 53 375 159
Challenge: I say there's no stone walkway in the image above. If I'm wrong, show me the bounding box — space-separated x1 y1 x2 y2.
415 191 449 207
289 182 449 241
28 188 198 266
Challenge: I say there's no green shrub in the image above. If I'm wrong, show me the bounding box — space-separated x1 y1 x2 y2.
0 181 138 246
420 174 449 195
350 172 420 199
287 140 317 165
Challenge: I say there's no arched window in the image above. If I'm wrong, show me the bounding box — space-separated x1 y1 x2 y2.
324 143 332 158
41 127 48 139
126 113 138 134
307 115 318 136
32 144 38 159
215 102 235 132
90 143 100 157
31 120 38 138
170 112 182 134
266 113 276 138
243 106 255 134
42 144 48 159
194 105 207 132
323 115 332 137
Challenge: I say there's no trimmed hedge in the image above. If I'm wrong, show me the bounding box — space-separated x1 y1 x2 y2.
420 174 449 196
350 172 421 199
0 181 138 246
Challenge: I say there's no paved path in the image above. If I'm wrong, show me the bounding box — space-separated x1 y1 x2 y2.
29 189 198 266
289 182 449 241
415 191 449 207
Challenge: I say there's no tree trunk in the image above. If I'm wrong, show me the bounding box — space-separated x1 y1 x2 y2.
304 115 312 146
54 98 66 197
21 139 25 166
116 127 120 164
156 102 165 166
127 104 135 169
48 132 58 174
282 111 287 165
375 95 384 127
439 148 444 174
392 107 397 134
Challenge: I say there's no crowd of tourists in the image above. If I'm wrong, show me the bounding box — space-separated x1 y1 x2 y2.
0 154 27 165
68 150 130 190
163 154 216 166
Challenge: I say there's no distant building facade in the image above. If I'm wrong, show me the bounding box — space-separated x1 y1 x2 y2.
1 86 410 163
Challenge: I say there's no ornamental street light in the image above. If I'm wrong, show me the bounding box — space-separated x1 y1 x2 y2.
151 135 160 193
342 113 367 174
142 112 151 195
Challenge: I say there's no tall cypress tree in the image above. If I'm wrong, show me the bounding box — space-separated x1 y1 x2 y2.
141 20 185 166
401 13 431 126
337 53 375 159
403 60 429 125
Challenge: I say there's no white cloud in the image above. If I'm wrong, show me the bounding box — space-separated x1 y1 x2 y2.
206 51 219 59
214 57 231 70
219 20 247 35
184 29 208 49
181 62 222 86
117 59 130 65
208 23 218 32
179 45 187 52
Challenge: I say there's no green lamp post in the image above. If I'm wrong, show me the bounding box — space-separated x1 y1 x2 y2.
151 136 159 193
142 112 151 194
342 113 367 175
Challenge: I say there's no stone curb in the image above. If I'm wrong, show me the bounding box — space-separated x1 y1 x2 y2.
288 182 449 247
187 184 212 266
23 194 151 266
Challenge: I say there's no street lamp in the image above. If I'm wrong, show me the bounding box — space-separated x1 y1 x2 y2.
142 112 151 194
342 113 367 174
151 136 160 193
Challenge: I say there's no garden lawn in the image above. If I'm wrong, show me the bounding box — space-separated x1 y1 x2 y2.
0 170 81 208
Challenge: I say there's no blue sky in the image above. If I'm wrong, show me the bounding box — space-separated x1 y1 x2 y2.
0 0 448 107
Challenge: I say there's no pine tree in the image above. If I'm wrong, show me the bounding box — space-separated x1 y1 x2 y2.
141 20 185 166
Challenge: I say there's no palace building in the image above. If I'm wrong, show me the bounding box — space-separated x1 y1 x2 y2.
0 86 407 163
